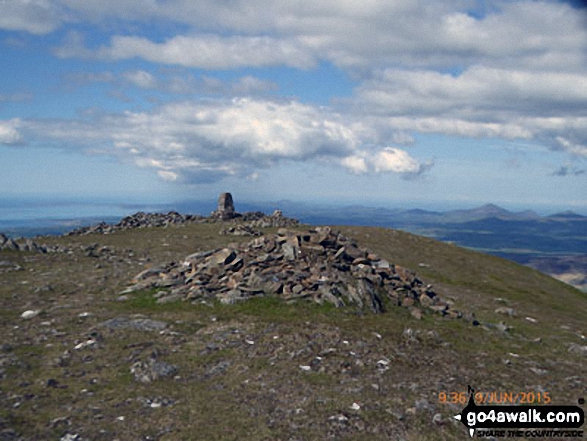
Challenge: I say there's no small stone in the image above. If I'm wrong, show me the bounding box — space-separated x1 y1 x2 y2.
529 367 548 376
433 413 444 425
350 402 361 411
495 307 516 316
21 310 41 320
568 343 587 356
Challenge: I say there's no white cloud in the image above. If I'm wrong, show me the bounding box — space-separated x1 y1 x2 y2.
92 34 316 70
340 147 428 176
353 67 587 118
0 0 64 35
49 1 586 72
6 0 587 170
0 119 24 145
373 148 423 174
23 98 428 182
349 66 587 153
341 155 368 174
555 137 587 158
122 70 157 89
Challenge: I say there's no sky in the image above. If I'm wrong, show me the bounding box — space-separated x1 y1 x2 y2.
0 0 586 215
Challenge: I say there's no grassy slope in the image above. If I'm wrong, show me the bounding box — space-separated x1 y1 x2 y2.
0 223 585 440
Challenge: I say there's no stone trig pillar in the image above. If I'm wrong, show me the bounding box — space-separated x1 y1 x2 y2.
211 192 237 220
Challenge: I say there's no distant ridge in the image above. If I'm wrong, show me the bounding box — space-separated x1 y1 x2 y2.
546 211 586 220
440 204 540 223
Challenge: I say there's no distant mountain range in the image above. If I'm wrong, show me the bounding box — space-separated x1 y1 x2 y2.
274 202 585 227
1 200 585 291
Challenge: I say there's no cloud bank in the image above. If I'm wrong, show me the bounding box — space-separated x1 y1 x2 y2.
3 0 587 179
24 98 427 183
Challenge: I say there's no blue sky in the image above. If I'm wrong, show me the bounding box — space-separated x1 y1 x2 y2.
0 0 586 214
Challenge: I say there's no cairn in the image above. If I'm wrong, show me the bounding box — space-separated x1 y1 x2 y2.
123 227 460 319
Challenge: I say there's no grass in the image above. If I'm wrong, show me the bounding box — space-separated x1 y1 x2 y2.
1 222 585 439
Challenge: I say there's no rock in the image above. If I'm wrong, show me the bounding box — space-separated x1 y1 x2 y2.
206 360 231 376
568 343 587 356
529 367 548 375
66 211 205 236
207 248 237 266
2 238 19 251
432 413 444 425
495 322 511 333
21 310 41 320
131 358 178 383
495 307 516 316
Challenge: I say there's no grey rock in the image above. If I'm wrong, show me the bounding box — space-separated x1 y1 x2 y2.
568 343 587 355
495 307 516 317
131 358 178 383
207 360 231 376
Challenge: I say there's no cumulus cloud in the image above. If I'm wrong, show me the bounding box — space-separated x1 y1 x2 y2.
0 119 24 145
23 98 428 182
7 0 587 171
342 148 430 177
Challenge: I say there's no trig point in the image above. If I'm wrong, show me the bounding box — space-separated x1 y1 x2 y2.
211 192 238 220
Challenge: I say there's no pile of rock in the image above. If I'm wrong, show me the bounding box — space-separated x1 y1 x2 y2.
67 211 206 236
0 234 49 253
245 210 300 228
123 227 460 318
